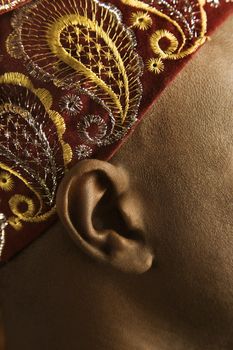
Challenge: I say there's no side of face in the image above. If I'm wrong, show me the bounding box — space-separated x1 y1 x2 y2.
112 15 233 334
0 15 232 348
54 16 233 338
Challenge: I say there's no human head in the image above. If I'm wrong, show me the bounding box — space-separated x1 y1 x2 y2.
0 16 233 350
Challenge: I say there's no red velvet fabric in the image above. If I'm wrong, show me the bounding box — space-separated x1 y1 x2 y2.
0 0 232 262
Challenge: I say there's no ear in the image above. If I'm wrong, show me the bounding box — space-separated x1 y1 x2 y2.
56 160 154 274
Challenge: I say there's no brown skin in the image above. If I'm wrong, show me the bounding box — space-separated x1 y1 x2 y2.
0 16 233 350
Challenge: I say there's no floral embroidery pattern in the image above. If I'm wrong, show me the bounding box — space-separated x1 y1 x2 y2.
130 11 153 30
0 171 14 191
147 58 164 74
121 0 207 74
0 73 71 232
75 145 93 160
7 0 143 145
59 93 83 117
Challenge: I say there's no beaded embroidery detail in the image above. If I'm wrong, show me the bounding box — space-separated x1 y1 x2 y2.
0 0 30 14
207 0 233 7
0 213 7 257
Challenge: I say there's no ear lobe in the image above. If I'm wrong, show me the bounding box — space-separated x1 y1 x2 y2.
56 160 154 274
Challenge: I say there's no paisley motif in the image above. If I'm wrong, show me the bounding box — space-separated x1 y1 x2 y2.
7 0 143 133
0 73 71 229
121 0 207 59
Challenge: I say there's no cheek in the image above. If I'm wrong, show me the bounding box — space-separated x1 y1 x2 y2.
136 101 233 324
112 16 233 324
139 39 233 286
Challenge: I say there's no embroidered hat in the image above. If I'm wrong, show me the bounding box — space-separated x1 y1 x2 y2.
0 0 232 262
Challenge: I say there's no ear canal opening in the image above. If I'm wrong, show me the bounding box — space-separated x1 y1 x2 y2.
92 186 145 244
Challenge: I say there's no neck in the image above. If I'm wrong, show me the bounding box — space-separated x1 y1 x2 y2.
0 223 230 350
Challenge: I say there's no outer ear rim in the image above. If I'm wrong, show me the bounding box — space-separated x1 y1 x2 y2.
56 159 154 273
56 160 110 263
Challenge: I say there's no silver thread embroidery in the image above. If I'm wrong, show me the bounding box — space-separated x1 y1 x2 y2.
0 83 65 206
7 0 143 146
59 93 83 116
75 145 93 160
77 115 108 145
0 0 25 12
0 213 8 258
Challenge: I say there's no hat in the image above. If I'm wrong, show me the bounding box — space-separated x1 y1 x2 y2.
0 0 232 262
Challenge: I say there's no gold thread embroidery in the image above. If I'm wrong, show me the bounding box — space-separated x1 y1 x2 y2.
9 194 35 219
22 206 57 223
9 205 56 226
0 73 71 226
7 0 143 133
0 73 72 166
44 10 137 123
0 162 43 211
0 166 57 225
121 0 207 59
8 216 23 231
147 58 164 74
47 14 126 122
130 11 153 30
8 195 56 228
0 171 14 191
150 30 178 58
